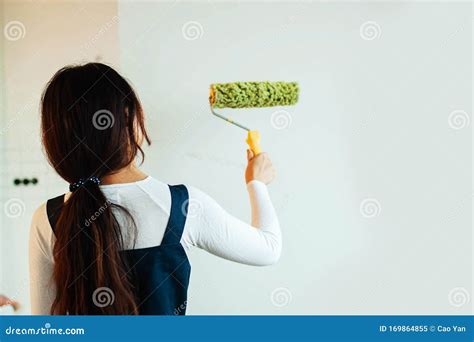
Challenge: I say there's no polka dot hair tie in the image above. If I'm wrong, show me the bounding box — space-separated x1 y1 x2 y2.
69 176 101 192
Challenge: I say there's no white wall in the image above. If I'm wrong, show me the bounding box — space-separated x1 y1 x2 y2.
1 0 120 313
0 1 471 315
118 1 472 314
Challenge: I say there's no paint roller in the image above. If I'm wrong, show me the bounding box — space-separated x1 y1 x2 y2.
209 81 299 155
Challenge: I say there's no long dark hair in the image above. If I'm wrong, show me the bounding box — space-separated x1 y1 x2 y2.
41 63 151 314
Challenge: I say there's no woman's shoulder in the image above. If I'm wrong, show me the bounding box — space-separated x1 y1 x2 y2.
29 200 56 261
146 177 207 199
31 201 48 225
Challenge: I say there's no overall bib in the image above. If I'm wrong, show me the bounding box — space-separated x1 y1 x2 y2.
46 184 191 315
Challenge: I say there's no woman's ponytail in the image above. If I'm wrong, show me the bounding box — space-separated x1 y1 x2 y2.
52 183 138 314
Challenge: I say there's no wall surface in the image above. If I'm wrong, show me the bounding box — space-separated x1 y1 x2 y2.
118 1 472 314
0 1 471 315
1 0 120 313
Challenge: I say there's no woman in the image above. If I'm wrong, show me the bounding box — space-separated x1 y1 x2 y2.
29 63 281 315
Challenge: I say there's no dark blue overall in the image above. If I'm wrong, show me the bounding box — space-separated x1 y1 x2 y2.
46 184 191 315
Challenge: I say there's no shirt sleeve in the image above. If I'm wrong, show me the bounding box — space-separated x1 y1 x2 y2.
181 180 282 266
29 204 56 315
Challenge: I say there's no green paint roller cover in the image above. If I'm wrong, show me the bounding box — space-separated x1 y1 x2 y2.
210 81 299 108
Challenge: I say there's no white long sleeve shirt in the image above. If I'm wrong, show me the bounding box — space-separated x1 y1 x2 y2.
29 176 281 314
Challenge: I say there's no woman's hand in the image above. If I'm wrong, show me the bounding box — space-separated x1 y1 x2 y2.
245 150 276 184
0 294 19 311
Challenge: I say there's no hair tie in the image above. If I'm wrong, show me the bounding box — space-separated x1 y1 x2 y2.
69 176 101 192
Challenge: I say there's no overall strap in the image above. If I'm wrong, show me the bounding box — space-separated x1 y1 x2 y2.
46 194 65 233
161 185 189 245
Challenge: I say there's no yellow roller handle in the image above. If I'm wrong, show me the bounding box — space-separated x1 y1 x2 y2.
246 130 262 155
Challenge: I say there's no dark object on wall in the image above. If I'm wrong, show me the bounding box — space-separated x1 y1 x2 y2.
13 177 39 186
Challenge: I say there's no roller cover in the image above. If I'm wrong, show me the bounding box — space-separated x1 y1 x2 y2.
210 81 299 108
